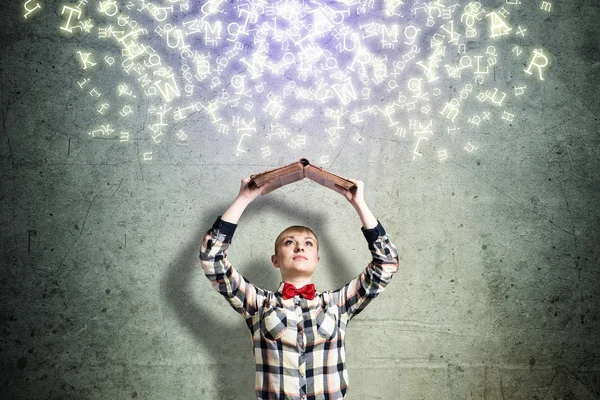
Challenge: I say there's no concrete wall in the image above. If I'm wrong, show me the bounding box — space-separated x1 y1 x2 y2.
1 0 599 398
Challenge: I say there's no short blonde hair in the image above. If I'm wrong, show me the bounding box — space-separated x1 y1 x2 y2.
274 226 319 255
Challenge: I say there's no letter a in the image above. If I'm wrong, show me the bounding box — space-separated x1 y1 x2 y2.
487 12 512 38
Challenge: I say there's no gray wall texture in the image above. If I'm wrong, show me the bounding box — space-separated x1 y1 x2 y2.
1 0 599 398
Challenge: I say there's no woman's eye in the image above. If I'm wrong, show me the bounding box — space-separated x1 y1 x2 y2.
305 241 313 246
285 240 294 245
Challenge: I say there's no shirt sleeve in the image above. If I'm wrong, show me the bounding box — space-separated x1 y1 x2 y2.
333 221 400 320
199 216 265 319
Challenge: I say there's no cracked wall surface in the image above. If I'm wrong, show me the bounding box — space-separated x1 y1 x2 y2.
1 0 600 399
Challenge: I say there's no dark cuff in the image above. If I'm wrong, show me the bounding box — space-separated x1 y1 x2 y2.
212 216 238 238
361 220 386 243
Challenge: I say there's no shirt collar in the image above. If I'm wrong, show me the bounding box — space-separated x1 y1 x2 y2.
277 282 285 294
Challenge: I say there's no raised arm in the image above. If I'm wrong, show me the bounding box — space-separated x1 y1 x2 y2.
221 177 266 223
199 178 272 318
339 180 378 229
330 180 400 319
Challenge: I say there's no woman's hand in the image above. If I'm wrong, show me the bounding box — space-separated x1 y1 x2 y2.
337 179 366 208
236 177 266 203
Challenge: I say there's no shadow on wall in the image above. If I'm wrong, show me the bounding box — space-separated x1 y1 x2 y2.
162 200 358 399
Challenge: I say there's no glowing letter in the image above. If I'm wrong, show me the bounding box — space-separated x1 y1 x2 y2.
120 106 133 117
486 88 507 106
498 7 510 18
88 124 114 137
385 0 403 16
415 121 433 136
77 51 97 69
138 74 152 87
487 11 512 38
77 78 89 88
23 0 41 19
60 6 82 33
514 85 526 96
540 2 552 12
177 130 188 141
413 137 429 160
120 85 135 98
440 99 460 122
261 146 271 158
416 58 439 82
240 55 266 79
438 150 448 161
205 102 222 123
353 131 364 144
288 135 307 149
263 94 286 119
236 133 252 156
404 26 420 45
464 142 478 152
502 111 515 122
98 0 118 16
348 47 372 73
97 103 110 115
332 79 358 106
468 115 481 126
89 88 101 97
154 71 181 102
441 21 460 45
218 123 229 134
152 131 164 144
381 25 400 48
525 49 549 80
513 46 523 56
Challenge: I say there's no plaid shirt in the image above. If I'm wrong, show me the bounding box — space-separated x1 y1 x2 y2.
200 217 399 400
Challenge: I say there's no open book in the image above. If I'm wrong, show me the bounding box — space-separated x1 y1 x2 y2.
249 158 357 195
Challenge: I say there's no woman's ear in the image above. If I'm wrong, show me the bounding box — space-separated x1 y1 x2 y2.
271 254 279 269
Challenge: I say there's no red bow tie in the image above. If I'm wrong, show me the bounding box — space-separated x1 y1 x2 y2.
282 283 316 300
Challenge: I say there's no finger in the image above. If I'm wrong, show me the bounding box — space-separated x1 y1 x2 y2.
245 178 258 190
